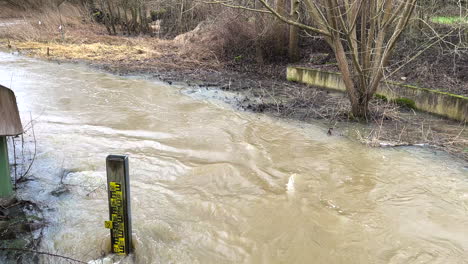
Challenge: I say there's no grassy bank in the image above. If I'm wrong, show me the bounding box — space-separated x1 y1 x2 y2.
431 16 468 24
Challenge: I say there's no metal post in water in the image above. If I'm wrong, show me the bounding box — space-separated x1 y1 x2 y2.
105 155 132 255
0 136 13 198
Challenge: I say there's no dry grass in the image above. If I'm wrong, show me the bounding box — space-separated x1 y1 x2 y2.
0 3 223 71
9 40 157 61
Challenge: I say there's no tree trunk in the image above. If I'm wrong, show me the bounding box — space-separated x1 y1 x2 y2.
179 0 185 34
275 0 287 56
350 90 371 119
123 7 130 35
253 1 264 64
332 37 371 119
116 4 122 32
106 0 116 35
99 0 112 34
131 6 138 34
139 5 147 34
288 0 300 61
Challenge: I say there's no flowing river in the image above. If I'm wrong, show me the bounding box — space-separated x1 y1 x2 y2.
0 51 467 264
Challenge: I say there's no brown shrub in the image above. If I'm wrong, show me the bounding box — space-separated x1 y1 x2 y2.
175 8 285 64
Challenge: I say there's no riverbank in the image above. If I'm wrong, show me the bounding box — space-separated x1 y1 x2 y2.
1 39 468 264
0 197 44 263
0 19 466 162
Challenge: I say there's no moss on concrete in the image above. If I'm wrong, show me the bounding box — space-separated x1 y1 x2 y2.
286 66 468 121
374 94 388 102
394 98 417 109
385 81 468 100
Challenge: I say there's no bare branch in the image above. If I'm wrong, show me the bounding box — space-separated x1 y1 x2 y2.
0 247 86 263
203 1 270 13
256 0 332 36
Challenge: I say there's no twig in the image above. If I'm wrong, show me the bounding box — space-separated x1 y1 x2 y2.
0 248 86 263
21 109 45 133
261 82 281 113
19 113 37 181
11 137 17 189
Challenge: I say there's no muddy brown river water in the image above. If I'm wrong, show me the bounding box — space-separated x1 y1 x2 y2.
0 52 467 264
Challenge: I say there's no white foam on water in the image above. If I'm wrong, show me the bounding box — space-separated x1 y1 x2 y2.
286 173 296 196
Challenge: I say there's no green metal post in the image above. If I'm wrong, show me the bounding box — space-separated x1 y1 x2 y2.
0 136 13 198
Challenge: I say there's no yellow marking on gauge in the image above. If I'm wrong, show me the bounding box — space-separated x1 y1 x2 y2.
111 198 122 207
110 182 122 191
104 221 113 229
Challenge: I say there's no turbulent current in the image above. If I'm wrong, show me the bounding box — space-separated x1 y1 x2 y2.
0 52 467 263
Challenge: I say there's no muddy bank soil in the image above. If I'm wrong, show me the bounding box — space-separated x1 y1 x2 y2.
0 20 466 161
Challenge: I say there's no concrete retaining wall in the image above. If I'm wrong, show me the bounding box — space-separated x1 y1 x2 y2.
287 66 468 122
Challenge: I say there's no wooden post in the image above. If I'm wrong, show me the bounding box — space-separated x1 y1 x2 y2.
0 136 13 198
105 155 132 255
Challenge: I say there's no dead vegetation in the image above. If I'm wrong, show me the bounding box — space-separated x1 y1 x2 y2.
0 3 86 40
0 2 466 161
0 116 46 263
232 79 468 161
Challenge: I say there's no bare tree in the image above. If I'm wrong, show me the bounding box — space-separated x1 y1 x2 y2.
288 0 300 61
210 0 418 118
275 0 288 55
